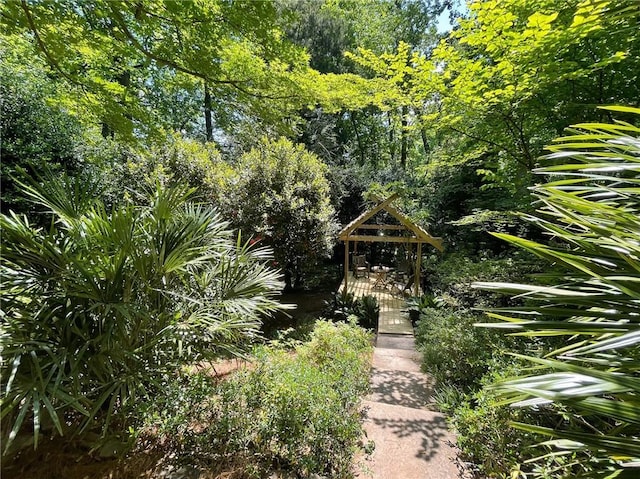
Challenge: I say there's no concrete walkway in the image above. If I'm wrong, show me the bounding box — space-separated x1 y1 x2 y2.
357 334 468 479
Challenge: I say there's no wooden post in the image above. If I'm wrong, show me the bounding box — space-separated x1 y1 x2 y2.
344 240 350 292
415 242 422 296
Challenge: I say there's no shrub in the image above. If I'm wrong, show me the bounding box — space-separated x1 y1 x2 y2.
141 320 373 478
0 175 283 454
425 252 541 308
111 134 234 205
225 137 338 291
323 291 379 330
449 366 546 478
447 363 593 479
415 307 518 391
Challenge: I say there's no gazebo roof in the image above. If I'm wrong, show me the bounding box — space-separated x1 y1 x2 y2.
338 194 443 252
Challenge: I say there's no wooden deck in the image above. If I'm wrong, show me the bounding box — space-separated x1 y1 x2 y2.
339 272 414 335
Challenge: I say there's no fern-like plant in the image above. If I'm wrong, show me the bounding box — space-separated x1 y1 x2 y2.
475 106 640 477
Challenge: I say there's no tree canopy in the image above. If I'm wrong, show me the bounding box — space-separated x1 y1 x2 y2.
1 0 376 142
225 137 337 290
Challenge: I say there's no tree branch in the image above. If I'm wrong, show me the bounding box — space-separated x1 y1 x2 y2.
447 124 523 163
108 5 298 102
20 1 82 87
498 109 533 169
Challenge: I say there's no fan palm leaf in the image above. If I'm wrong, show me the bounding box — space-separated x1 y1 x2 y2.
1 176 285 453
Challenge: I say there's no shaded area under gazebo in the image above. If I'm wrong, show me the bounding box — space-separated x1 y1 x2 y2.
338 272 414 334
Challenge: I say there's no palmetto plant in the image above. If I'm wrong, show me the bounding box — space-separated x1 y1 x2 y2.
0 175 283 453
475 107 640 477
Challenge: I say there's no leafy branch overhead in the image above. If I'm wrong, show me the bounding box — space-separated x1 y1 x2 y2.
347 0 640 183
1 0 373 138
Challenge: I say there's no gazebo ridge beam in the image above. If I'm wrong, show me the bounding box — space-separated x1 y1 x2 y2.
355 224 408 230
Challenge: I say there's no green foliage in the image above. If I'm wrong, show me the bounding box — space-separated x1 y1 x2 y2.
0 0 383 144
475 108 640 475
323 291 379 329
447 366 568 479
283 0 355 74
227 137 338 290
0 174 283 454
0 34 84 214
432 0 640 179
356 295 380 330
323 290 360 320
106 134 234 204
415 307 521 391
405 293 443 325
348 0 640 205
326 0 440 55
425 252 541 307
221 321 372 477
143 320 373 478
0 0 320 139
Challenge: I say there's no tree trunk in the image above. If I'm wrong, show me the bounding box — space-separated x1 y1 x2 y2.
204 82 213 142
400 105 408 169
388 111 395 163
284 262 294 292
350 111 366 165
420 127 430 157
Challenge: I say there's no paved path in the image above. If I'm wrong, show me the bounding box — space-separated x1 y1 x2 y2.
357 334 467 479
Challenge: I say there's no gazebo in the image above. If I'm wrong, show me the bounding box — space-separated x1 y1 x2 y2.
338 194 444 296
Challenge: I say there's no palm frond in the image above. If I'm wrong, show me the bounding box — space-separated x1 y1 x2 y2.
1 180 286 452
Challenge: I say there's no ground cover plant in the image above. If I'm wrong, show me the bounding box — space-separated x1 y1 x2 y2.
207 320 372 477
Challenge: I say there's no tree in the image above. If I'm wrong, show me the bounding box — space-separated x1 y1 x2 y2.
1 175 283 453
282 0 448 172
100 133 235 206
335 0 443 170
348 0 640 200
226 138 337 291
0 34 83 215
1 0 311 141
475 107 640 477
427 0 639 177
